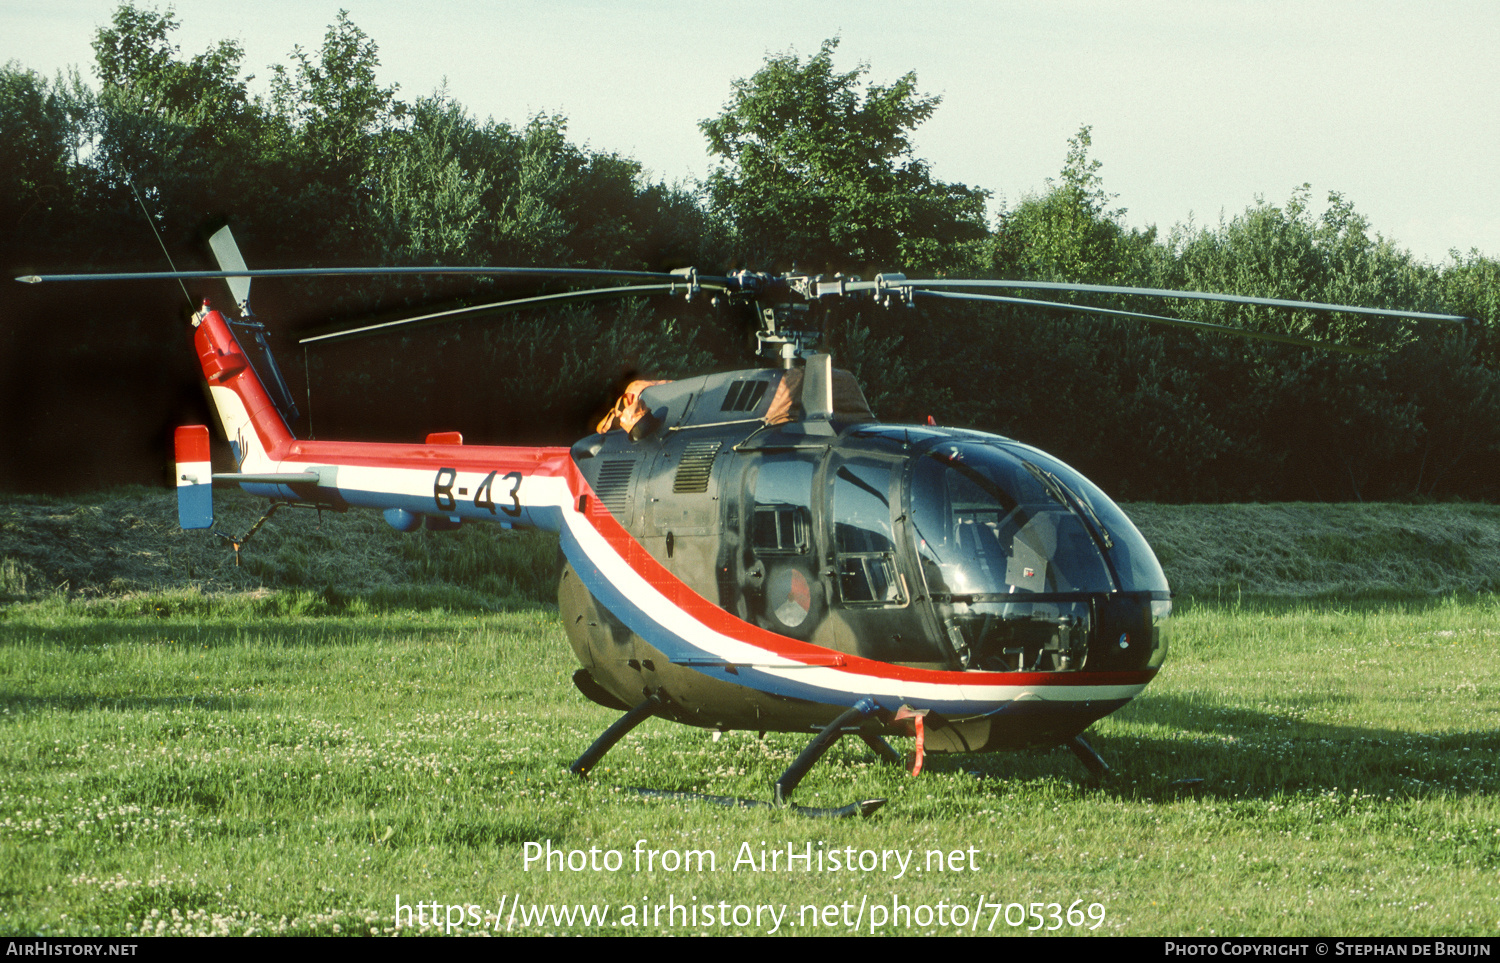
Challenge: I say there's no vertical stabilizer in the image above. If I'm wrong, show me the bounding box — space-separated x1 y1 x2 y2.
193 307 294 471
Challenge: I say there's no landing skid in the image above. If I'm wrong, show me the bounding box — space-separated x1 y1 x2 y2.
631 788 885 818
569 696 893 817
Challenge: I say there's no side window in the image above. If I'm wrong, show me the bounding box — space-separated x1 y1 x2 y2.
746 453 821 636
753 504 809 554
751 454 815 554
831 460 905 605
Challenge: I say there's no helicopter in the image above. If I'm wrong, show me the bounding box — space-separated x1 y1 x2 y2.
19 227 1472 816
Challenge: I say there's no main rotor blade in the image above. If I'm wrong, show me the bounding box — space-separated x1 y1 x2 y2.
914 289 1375 355
17 265 717 285
299 282 729 345
905 279 1472 324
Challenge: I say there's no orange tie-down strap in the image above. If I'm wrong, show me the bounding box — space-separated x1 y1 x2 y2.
893 706 928 776
596 380 672 435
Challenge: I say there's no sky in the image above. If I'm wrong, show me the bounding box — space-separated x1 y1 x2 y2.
3 0 1497 265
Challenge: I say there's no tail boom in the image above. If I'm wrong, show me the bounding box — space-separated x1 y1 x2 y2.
190 306 577 533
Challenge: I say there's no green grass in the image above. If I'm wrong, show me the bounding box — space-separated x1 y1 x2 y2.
3 590 1497 936
0 487 562 609
1128 502 1500 600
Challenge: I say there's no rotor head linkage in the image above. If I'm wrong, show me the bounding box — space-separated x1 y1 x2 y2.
872 273 913 308
668 267 700 300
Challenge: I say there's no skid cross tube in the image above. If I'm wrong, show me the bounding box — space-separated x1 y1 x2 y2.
570 695 662 778
859 732 903 765
773 698 880 805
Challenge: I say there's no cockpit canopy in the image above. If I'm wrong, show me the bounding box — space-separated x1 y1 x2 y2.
729 427 1169 673
910 440 1168 599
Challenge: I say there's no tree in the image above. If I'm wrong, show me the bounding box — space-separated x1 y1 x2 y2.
91 4 249 126
257 10 405 261
369 94 491 265
0 64 75 231
994 126 1152 284
270 10 401 174
700 38 988 275
82 3 268 242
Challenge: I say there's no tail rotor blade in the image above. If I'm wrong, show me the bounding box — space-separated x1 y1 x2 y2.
208 226 251 313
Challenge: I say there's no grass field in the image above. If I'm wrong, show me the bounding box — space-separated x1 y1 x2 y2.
2 493 1498 936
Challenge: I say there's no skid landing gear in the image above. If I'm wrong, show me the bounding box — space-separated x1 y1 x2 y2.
568 696 891 817
569 695 662 778
1068 735 1110 779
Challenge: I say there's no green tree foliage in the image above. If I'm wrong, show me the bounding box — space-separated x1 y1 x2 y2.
269 10 400 172
0 64 76 233
91 4 249 125
258 10 402 258
2 7 1497 501
1146 188 1500 499
369 93 491 265
88 4 260 196
701 38 988 275
994 126 1153 284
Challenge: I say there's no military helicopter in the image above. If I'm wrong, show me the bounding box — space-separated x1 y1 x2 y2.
19 227 1471 816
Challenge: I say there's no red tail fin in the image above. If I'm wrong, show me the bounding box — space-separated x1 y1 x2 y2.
191 303 294 469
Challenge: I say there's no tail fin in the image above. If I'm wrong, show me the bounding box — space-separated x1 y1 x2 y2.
193 306 294 471
190 226 299 470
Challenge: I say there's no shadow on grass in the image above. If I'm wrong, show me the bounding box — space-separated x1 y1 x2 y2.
933 690 1500 804
0 617 472 650
1172 592 1498 615
0 690 239 714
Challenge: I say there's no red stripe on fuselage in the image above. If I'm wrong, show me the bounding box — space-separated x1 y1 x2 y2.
571 484 1158 691
275 438 574 476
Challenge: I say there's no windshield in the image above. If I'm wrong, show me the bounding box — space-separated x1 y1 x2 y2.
908 440 1169 671
910 441 1167 598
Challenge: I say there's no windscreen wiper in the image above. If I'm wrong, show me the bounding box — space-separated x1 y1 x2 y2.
1022 461 1114 551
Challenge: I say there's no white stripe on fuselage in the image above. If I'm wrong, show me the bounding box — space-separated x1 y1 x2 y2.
241 437 1142 713
255 459 575 531
555 508 1146 710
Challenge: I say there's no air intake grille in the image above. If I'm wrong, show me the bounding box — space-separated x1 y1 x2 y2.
721 379 769 413
594 459 636 517
672 441 722 493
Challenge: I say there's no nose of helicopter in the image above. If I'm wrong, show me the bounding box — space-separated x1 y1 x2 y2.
904 437 1171 673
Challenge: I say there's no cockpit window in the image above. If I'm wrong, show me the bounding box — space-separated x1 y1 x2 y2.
1010 446 1169 592
912 444 1106 596
909 441 1169 671
911 442 1166 597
